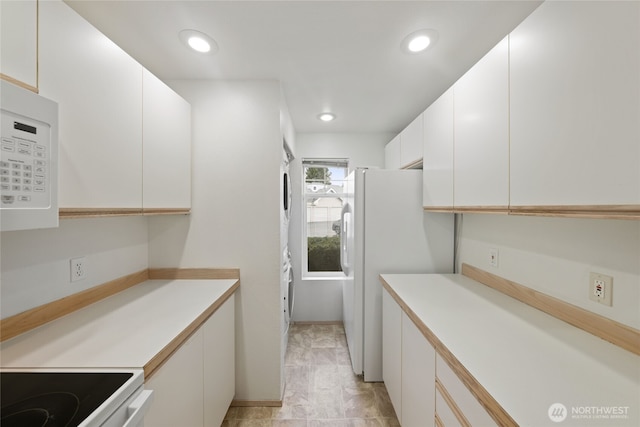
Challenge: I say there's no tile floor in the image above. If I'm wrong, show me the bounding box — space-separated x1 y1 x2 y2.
223 323 400 427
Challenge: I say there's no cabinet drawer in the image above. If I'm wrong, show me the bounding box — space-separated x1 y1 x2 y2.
435 385 462 427
436 354 497 427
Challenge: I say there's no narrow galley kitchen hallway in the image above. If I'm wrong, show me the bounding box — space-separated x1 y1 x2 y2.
223 324 400 426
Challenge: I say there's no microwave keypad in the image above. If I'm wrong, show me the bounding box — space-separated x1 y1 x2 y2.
0 137 48 205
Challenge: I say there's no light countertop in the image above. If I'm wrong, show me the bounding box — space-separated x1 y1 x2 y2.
0 279 238 375
381 273 639 426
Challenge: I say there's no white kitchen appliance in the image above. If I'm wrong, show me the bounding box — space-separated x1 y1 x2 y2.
341 168 454 381
0 368 153 427
0 80 58 231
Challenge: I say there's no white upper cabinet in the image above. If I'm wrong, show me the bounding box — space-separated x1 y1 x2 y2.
143 69 191 210
39 0 143 209
400 113 424 168
423 88 454 209
0 0 37 90
454 37 509 209
385 135 401 170
510 1 640 207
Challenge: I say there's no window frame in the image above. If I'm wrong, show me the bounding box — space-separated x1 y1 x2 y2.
301 158 349 279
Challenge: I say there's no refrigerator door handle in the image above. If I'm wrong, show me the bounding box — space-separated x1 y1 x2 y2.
340 204 351 275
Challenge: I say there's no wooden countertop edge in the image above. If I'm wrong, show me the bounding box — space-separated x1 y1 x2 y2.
380 276 518 427
143 280 240 379
0 268 240 342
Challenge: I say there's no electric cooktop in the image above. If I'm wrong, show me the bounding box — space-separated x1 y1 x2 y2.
1 372 133 427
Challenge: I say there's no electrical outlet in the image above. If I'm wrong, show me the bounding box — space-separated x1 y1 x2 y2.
70 257 87 282
589 272 612 306
489 248 499 268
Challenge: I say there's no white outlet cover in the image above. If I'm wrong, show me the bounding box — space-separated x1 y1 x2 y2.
489 248 499 268
589 272 612 306
70 257 87 282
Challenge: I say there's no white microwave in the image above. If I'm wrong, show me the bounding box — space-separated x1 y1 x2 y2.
1 80 58 231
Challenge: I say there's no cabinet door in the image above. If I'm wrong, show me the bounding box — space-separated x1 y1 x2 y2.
453 37 509 209
382 289 402 423
402 312 436 427
400 113 423 168
143 69 191 210
423 88 454 209
0 0 37 90
203 295 235 427
510 1 640 206
385 135 401 170
145 328 205 427
39 0 143 209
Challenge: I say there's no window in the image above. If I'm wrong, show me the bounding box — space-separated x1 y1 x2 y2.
302 159 349 277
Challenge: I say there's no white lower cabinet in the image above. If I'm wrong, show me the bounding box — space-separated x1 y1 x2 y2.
435 354 496 426
145 295 235 427
382 289 402 422
203 296 235 427
383 288 495 427
383 289 436 427
435 387 460 427
401 312 436 427
145 327 204 427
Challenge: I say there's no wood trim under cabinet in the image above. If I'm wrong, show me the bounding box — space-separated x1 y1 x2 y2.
423 205 640 219
144 280 239 379
380 277 518 427
424 206 455 213
401 158 423 170
59 208 143 218
509 205 640 220
59 208 191 219
148 268 240 280
142 208 191 216
423 206 510 214
454 206 510 214
1 73 38 93
461 263 640 356
0 269 149 342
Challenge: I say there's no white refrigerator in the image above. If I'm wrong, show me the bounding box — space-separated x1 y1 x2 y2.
340 168 454 381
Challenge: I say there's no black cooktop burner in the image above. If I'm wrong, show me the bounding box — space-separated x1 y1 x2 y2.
1 372 133 427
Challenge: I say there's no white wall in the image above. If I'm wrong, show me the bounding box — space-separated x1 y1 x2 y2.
147 80 284 402
289 132 393 322
1 217 148 318
458 214 640 329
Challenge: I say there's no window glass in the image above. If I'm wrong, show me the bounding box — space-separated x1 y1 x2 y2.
302 159 348 276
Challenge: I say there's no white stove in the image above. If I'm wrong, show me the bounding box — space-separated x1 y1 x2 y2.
0 368 153 427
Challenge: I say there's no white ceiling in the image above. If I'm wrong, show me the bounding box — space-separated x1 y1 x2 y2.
65 0 542 134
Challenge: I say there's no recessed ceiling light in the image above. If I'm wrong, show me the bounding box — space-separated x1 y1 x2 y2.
318 113 336 122
401 29 439 54
179 29 218 54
